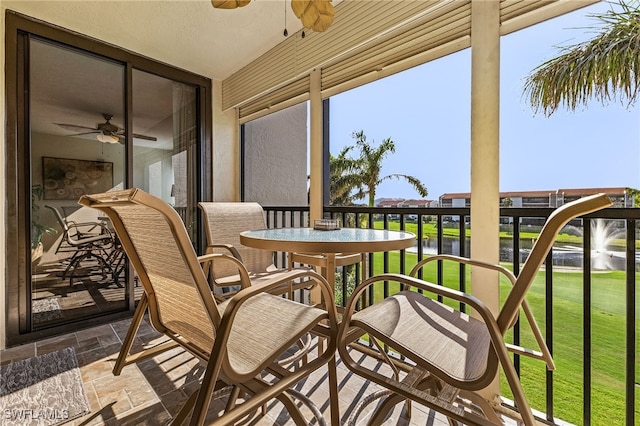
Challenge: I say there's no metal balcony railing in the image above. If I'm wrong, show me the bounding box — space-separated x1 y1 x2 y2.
263 205 638 426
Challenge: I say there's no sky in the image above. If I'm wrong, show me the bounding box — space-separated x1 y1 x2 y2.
328 1 640 201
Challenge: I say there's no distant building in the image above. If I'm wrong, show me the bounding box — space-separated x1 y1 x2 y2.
375 198 404 208
439 187 633 208
398 199 436 208
375 198 435 208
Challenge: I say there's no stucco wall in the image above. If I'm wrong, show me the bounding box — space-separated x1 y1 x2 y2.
243 103 308 206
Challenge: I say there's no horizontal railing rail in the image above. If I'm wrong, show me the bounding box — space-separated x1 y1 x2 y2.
262 205 637 426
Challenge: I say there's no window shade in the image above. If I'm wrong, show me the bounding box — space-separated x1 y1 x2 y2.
225 0 599 115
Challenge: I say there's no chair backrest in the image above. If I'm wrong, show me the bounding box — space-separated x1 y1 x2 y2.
199 202 275 278
497 193 612 333
45 205 70 234
79 189 221 352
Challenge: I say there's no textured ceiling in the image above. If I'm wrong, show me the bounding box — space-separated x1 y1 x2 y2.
6 0 320 147
3 0 314 80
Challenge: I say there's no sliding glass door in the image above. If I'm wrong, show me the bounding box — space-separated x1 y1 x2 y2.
132 70 199 245
29 38 127 329
5 13 211 342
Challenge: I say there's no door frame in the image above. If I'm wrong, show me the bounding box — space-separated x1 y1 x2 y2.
4 10 212 344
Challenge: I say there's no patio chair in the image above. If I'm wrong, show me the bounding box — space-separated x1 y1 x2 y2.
198 202 313 300
337 193 612 426
199 201 320 365
45 204 115 285
79 189 339 426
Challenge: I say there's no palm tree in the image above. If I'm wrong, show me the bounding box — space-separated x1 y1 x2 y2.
347 130 428 207
523 1 640 116
329 146 365 205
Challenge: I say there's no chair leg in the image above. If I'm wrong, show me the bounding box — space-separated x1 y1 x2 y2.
458 390 502 424
113 294 148 375
328 353 340 426
67 252 93 285
189 352 223 426
275 392 309 425
61 250 85 278
367 391 400 426
111 294 179 375
366 371 440 426
223 386 241 413
67 247 115 286
497 346 536 426
171 389 199 426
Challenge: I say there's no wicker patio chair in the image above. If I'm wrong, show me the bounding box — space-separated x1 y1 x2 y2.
337 193 612 426
79 189 340 426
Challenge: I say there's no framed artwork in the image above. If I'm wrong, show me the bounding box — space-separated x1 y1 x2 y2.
42 157 113 200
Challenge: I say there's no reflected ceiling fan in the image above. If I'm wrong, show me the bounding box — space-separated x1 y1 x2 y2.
55 113 157 144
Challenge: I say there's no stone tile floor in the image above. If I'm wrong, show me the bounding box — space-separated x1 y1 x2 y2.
0 317 518 425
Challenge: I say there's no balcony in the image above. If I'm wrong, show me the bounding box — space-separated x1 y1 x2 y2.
263 204 639 426
2 316 521 425
1 204 637 425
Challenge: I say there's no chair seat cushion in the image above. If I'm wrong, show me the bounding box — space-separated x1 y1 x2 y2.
219 293 327 378
351 290 491 383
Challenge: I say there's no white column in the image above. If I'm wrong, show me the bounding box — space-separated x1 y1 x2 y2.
309 69 323 222
471 0 501 401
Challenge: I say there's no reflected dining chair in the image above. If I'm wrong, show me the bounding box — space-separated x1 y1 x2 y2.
79 189 340 426
45 204 115 285
338 193 612 425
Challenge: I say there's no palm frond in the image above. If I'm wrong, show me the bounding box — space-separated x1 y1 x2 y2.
523 0 640 115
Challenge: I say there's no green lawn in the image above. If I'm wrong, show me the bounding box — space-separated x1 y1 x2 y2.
341 251 640 425
371 220 638 249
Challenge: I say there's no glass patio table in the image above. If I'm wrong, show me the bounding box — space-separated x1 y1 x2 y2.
239 227 416 303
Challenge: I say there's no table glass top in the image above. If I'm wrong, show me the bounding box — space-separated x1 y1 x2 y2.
240 227 415 243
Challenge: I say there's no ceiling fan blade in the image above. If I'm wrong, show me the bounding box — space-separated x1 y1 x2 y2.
55 123 98 132
69 131 100 136
132 133 158 141
116 131 157 141
56 117 156 141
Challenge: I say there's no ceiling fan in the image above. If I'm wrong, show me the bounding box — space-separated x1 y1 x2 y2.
54 113 157 144
212 0 335 33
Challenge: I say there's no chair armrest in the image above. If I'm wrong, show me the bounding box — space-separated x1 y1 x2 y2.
338 273 531 412
343 273 496 325
209 268 339 377
409 254 517 286
197 253 252 290
341 273 505 362
67 221 112 238
205 244 243 262
229 268 336 312
65 227 114 247
410 256 554 370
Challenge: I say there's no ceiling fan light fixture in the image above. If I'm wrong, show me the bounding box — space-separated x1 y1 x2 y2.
291 0 334 32
211 0 334 32
97 133 120 144
211 0 250 9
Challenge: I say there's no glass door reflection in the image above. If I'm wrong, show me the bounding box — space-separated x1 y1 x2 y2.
29 38 127 329
132 69 198 246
